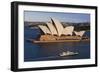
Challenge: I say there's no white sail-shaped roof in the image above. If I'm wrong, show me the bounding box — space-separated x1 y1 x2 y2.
38 25 51 34
51 18 64 36
46 22 58 35
74 31 85 37
62 26 74 36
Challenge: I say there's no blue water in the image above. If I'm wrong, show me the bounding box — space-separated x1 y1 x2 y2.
24 25 90 62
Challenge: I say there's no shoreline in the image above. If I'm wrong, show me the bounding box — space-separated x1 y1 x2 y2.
28 39 90 43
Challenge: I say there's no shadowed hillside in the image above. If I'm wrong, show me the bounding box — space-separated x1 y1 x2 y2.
24 22 90 31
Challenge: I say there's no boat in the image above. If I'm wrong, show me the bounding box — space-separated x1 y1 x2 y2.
59 51 78 57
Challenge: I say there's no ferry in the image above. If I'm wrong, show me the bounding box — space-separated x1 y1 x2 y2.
59 51 78 57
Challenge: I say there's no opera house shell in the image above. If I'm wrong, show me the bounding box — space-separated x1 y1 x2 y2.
38 18 86 41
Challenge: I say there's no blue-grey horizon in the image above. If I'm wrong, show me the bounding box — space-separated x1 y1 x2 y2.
24 11 90 23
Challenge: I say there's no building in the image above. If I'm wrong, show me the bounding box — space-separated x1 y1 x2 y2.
38 18 86 41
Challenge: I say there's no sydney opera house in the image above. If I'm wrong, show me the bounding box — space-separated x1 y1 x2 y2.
31 18 89 43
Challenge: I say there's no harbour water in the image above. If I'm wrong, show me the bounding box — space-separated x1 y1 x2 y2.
24 24 90 62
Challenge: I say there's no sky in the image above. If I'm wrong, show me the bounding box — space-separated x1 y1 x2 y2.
24 11 90 23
